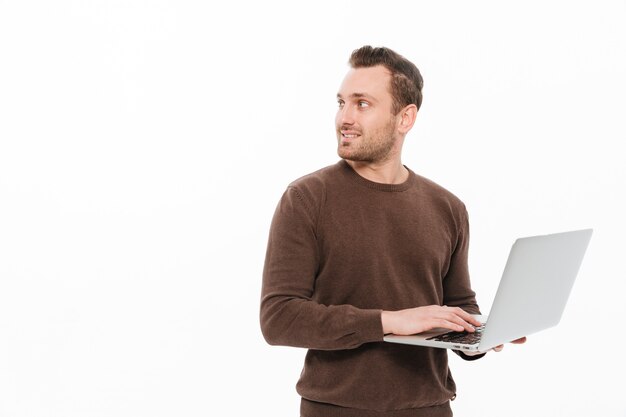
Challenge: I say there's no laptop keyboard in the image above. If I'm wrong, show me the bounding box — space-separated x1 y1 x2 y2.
427 324 486 345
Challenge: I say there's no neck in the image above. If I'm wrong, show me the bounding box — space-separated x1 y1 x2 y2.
345 157 409 184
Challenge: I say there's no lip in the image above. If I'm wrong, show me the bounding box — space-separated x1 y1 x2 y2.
340 131 361 139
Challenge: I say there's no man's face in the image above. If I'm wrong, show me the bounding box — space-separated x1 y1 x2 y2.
335 65 399 163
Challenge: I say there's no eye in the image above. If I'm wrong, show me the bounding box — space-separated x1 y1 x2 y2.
358 100 369 108
337 99 345 108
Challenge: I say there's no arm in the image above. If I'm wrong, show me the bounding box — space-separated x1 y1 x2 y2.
441 208 528 358
442 207 487 360
259 186 383 350
442 208 480 315
381 306 482 335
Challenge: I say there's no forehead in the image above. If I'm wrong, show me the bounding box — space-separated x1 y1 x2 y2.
337 65 392 101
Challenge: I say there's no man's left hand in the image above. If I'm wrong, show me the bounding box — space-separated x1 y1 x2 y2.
464 336 527 356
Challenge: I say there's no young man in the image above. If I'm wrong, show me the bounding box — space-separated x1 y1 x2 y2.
260 46 524 417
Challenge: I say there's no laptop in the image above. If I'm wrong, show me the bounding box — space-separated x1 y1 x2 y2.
384 229 593 353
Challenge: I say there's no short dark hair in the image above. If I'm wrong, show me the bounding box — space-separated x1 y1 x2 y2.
349 45 424 114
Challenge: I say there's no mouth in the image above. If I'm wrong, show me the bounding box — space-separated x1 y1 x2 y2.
340 131 361 139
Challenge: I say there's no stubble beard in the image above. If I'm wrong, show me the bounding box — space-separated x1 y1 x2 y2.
337 119 398 163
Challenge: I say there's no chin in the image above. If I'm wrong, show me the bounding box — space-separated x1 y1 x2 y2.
338 144 369 161
337 148 353 160
338 152 368 163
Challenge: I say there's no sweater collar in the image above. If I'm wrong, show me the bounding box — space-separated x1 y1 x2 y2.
339 159 416 192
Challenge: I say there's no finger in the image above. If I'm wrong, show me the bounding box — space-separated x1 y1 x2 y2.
442 313 476 332
511 337 527 344
493 345 504 352
447 307 483 327
446 309 482 331
435 319 466 332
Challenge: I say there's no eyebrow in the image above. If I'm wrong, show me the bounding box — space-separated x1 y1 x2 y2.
336 92 379 102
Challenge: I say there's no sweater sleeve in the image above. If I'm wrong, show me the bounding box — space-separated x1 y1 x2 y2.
442 207 480 314
442 207 487 361
260 186 384 350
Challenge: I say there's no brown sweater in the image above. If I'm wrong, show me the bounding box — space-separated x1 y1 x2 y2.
260 160 482 417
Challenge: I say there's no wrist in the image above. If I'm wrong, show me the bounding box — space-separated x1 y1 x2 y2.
381 310 396 335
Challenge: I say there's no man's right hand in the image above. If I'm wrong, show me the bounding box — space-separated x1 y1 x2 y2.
381 305 482 335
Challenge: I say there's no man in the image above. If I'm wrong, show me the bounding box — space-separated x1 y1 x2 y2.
260 46 525 417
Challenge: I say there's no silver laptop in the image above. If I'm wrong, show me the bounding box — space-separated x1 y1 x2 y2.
384 229 593 353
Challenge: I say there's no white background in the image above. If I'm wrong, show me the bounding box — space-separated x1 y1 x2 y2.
1 1 625 416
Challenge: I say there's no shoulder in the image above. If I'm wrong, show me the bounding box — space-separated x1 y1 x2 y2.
411 170 468 218
288 161 343 189
285 161 344 207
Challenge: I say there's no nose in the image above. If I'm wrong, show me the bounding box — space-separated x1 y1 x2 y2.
337 103 356 126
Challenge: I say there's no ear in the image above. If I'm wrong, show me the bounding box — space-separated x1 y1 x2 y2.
397 104 418 134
